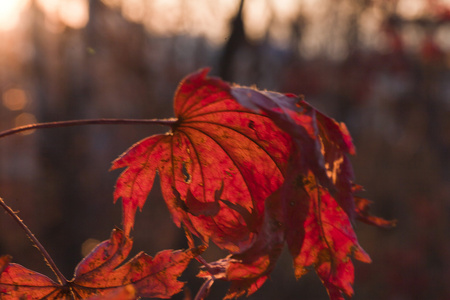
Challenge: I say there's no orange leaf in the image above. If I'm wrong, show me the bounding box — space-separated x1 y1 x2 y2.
86 285 136 300
0 261 61 299
0 229 201 299
0 256 11 275
355 196 397 228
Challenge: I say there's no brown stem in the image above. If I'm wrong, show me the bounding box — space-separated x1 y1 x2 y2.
195 255 217 279
194 278 214 300
0 118 178 139
192 254 218 300
0 197 68 285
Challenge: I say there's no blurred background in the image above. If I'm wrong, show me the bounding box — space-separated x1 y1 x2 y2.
0 0 449 299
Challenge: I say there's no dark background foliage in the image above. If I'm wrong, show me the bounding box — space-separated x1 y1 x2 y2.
1 0 449 299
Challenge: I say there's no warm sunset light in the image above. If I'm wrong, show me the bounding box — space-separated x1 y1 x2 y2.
2 88 29 111
36 0 89 29
1 0 450 299
0 0 29 31
0 0 89 31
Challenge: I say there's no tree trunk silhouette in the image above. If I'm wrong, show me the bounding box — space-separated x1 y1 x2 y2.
218 0 247 82
30 0 92 276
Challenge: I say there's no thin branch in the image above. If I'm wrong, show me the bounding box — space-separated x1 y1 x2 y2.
195 255 217 279
194 278 214 300
0 197 68 285
0 118 178 139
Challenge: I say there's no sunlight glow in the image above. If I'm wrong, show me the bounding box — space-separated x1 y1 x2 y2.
2 88 28 111
122 0 146 23
59 0 89 28
99 0 446 52
36 0 89 29
0 0 29 31
0 0 448 59
243 0 272 41
397 0 428 19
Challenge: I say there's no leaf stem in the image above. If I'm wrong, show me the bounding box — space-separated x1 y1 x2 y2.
0 118 178 139
194 278 214 300
0 197 68 285
195 255 217 279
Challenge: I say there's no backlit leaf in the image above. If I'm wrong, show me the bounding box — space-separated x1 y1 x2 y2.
197 85 381 299
355 196 397 228
112 69 291 252
0 261 60 299
0 255 11 275
112 69 390 299
197 190 285 299
293 173 371 299
0 229 201 299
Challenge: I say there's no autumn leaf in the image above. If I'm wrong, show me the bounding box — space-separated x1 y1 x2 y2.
0 229 201 299
112 69 391 299
85 285 136 300
354 185 397 228
196 86 389 299
231 88 333 193
197 189 286 299
111 68 291 252
0 257 60 299
0 67 393 300
312 103 357 220
0 256 10 274
231 87 359 217
293 173 371 299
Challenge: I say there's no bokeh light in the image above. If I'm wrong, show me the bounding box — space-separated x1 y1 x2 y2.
2 88 28 111
0 0 29 31
14 113 37 135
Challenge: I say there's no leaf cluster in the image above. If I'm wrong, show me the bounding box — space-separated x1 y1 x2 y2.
0 68 394 299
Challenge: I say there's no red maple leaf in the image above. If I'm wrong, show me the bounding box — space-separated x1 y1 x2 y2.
196 86 393 299
112 69 393 299
111 68 291 252
293 173 371 299
0 229 201 299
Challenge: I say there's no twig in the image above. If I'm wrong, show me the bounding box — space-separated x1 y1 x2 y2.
0 197 68 285
0 118 178 139
194 278 214 300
